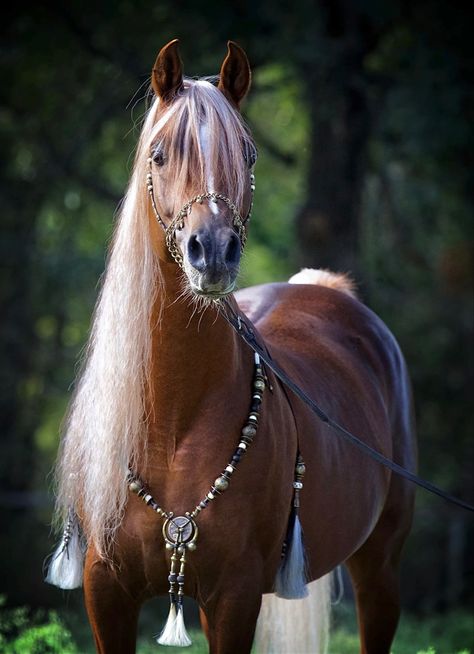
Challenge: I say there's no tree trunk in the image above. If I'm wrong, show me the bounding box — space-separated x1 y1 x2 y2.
295 1 379 275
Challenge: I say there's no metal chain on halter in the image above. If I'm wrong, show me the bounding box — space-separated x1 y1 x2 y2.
146 156 255 268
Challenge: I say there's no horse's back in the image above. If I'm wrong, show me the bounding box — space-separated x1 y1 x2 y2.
236 281 412 426
237 280 414 432
236 281 416 574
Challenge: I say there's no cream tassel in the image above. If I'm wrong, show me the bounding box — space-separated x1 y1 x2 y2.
157 603 191 647
45 511 84 590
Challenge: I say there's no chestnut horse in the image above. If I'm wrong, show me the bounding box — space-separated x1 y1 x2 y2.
47 40 416 654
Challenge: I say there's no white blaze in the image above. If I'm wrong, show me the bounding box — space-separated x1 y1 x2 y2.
199 122 219 215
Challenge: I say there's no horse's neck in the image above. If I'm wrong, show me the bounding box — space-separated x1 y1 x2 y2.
147 263 250 456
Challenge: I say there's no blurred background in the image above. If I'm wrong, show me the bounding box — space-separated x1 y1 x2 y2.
1 1 473 652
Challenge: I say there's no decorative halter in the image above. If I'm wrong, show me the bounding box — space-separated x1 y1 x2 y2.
146 155 255 268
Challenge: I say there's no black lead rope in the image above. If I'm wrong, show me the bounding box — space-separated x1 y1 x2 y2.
220 301 474 513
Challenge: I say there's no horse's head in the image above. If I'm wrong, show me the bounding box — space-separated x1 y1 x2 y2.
146 40 256 298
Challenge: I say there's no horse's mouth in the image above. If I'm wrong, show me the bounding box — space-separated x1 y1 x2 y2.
191 283 235 299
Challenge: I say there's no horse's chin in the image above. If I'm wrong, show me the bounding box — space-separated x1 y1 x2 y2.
183 262 238 300
190 282 236 300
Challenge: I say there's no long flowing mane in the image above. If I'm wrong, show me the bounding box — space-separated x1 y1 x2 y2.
53 78 255 557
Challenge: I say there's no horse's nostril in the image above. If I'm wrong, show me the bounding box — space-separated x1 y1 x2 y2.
225 233 241 265
187 234 205 270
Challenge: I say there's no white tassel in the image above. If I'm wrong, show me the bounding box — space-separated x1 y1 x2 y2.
157 604 192 647
275 514 308 599
45 515 84 590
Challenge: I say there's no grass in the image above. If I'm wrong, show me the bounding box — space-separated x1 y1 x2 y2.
329 602 473 654
1 594 473 653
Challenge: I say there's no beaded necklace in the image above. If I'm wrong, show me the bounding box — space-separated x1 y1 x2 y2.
127 352 266 646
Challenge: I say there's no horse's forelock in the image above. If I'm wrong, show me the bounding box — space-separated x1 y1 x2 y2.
150 78 254 209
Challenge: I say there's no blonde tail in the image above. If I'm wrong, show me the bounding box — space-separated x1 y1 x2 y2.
254 574 332 654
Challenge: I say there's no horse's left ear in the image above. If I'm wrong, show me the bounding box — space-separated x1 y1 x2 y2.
218 41 251 109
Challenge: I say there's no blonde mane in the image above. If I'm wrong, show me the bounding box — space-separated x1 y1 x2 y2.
54 79 255 557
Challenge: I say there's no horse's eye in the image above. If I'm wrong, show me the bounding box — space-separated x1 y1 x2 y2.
152 146 166 167
243 142 258 168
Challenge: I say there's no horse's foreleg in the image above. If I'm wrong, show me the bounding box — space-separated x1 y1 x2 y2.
200 588 262 654
83 550 140 654
199 607 210 642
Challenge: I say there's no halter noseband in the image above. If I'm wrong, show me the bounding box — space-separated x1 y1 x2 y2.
146 156 255 268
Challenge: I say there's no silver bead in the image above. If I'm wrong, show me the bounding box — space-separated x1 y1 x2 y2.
187 542 197 551
242 424 257 438
165 542 173 550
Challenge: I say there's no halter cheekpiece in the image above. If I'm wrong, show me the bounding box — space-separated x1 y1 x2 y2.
146 156 255 268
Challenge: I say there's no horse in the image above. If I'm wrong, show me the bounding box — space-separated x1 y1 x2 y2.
46 39 417 654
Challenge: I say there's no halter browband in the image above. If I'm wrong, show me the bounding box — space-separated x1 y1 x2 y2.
146 156 255 268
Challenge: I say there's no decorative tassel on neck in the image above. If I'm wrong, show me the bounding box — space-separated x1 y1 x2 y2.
275 454 309 599
45 510 84 589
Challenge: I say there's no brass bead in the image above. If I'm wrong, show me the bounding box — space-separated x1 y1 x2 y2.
295 463 306 477
187 542 197 551
129 480 141 494
214 476 229 492
254 379 265 392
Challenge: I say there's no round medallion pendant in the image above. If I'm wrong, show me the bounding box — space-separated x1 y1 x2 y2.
163 515 198 547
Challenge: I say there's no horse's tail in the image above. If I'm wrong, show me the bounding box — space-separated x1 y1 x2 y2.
254 574 332 653
288 267 357 299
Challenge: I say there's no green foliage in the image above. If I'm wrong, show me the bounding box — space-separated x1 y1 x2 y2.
0 597 77 654
136 630 208 654
329 603 474 654
3 598 472 654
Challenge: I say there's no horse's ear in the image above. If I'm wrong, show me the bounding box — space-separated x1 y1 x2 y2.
152 39 183 102
218 41 251 109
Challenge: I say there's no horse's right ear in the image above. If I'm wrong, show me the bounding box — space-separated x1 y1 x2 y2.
152 39 183 102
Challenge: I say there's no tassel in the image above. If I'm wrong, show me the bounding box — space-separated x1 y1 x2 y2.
157 603 192 647
45 512 84 590
157 543 192 647
275 454 308 599
157 602 177 645
275 512 308 599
